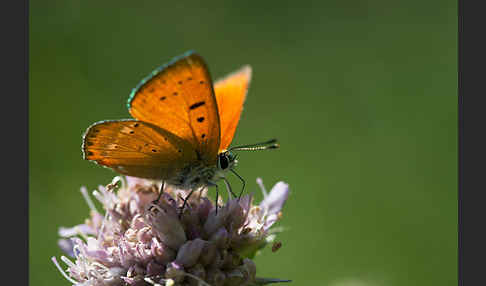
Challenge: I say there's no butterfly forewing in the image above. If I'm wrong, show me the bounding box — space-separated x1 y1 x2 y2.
128 52 220 164
83 120 197 179
214 65 252 151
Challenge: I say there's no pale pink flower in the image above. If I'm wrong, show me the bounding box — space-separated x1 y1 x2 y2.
52 176 291 286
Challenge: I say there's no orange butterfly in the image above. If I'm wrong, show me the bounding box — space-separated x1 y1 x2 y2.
82 51 278 200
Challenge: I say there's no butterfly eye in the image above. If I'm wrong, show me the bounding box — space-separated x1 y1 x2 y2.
218 153 230 170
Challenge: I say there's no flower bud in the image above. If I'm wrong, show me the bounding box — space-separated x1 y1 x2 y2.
146 260 165 276
225 268 245 286
147 204 187 249
199 241 217 266
221 250 242 270
180 207 203 240
175 238 206 268
239 258 256 283
197 197 212 222
187 263 206 286
206 268 226 286
203 199 240 235
209 227 230 249
165 262 185 283
151 237 175 265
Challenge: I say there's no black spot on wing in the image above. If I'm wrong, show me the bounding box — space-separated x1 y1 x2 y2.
189 101 206 110
197 117 205 122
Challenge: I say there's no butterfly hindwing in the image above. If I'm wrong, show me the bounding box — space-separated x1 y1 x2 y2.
128 52 221 164
214 65 252 151
82 120 197 179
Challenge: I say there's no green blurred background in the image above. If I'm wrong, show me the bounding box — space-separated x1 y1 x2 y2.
30 1 457 285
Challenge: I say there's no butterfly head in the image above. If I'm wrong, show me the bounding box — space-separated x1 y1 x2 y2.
216 138 280 172
217 150 238 171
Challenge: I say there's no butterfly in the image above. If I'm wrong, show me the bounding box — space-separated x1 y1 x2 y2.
82 51 278 202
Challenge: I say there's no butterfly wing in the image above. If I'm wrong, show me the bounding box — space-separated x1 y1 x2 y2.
214 65 252 151
83 120 197 179
128 52 220 165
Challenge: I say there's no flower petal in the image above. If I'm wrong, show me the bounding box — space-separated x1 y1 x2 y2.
57 238 75 257
260 182 289 216
58 224 96 237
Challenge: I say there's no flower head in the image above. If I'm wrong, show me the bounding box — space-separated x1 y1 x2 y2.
53 176 291 286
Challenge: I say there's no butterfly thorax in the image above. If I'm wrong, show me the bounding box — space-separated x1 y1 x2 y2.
168 150 237 190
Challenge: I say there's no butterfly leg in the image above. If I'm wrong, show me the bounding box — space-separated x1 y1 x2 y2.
149 181 166 212
230 169 246 200
222 177 238 199
179 187 199 217
153 181 165 205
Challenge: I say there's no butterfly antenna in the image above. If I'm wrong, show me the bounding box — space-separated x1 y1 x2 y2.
229 138 280 151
